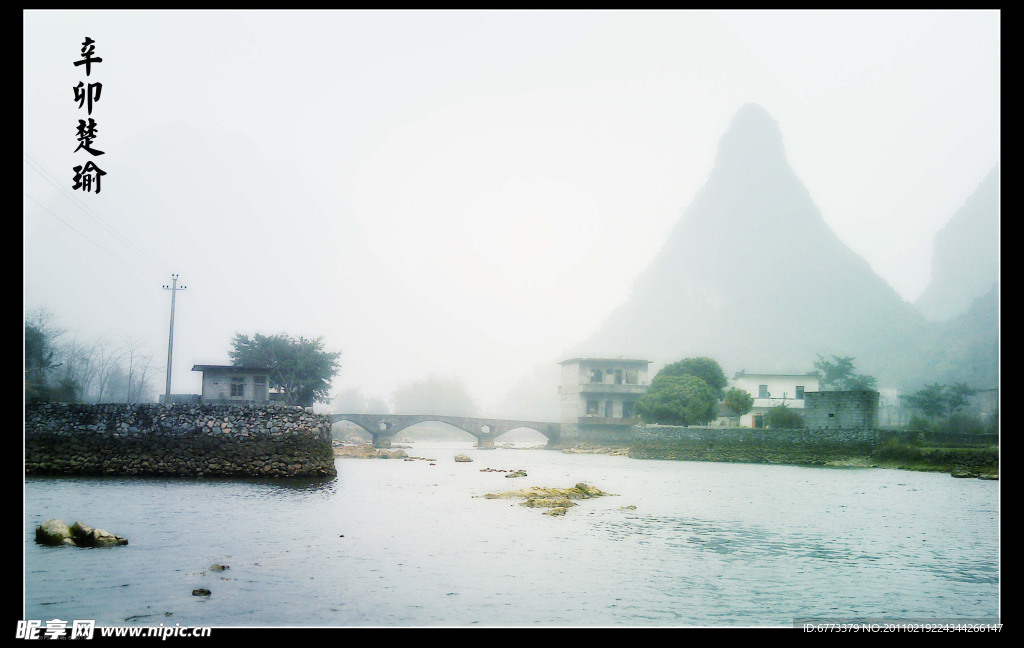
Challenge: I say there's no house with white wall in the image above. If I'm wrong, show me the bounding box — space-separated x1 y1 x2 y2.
559 358 651 443
731 370 820 428
192 364 273 403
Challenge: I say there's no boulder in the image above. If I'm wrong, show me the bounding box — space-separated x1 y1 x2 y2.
70 521 129 547
35 519 75 546
454 454 473 462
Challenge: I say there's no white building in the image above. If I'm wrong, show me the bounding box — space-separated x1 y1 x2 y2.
559 358 651 444
192 364 272 403
731 370 820 428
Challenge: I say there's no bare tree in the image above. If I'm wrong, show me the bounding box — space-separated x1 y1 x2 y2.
125 338 156 403
92 337 125 403
55 336 100 400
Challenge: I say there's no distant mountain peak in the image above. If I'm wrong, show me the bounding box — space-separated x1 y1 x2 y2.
714 103 787 172
914 164 1000 322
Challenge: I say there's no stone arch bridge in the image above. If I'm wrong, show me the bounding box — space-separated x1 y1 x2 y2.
329 413 561 449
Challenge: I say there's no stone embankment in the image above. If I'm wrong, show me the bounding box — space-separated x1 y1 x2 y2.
25 403 336 479
630 426 876 465
630 425 998 479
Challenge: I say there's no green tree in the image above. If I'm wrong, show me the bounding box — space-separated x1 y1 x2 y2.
766 403 803 429
229 333 341 406
636 374 718 426
905 383 977 419
658 357 729 399
813 354 877 391
723 387 754 418
25 309 81 403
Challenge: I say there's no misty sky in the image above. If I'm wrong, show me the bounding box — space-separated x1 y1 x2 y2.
23 10 1000 412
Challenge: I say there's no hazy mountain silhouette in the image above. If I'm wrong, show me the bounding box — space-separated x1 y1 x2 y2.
574 103 933 387
918 283 998 389
914 165 999 322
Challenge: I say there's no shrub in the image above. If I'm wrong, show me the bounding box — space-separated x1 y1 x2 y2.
766 404 803 429
873 437 923 463
935 412 988 436
907 415 933 433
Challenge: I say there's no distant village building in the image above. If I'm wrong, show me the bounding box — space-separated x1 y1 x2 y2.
877 388 909 428
192 365 276 403
967 387 999 425
731 370 820 428
559 358 650 444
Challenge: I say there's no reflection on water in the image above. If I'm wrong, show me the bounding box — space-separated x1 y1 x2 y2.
24 442 999 627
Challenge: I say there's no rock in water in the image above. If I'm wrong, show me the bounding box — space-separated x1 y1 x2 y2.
36 519 128 547
35 519 75 546
70 521 129 547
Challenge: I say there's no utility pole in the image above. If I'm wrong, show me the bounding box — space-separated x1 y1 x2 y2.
162 274 187 401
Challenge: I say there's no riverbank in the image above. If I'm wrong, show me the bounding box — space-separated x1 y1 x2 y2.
555 443 998 480
332 434 998 480
869 438 999 479
626 425 998 480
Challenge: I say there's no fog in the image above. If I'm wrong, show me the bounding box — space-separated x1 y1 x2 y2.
23 10 1000 415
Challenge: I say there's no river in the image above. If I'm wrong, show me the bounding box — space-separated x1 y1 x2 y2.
23 441 1000 628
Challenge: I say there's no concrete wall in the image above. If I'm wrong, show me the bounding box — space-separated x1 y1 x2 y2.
803 390 879 429
25 403 336 479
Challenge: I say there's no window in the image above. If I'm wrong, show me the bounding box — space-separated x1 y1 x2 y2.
254 375 266 385
230 376 245 397
758 384 769 399
622 401 634 418
626 370 638 384
586 400 599 415
615 369 623 384
605 400 613 417
589 370 602 383
795 385 804 400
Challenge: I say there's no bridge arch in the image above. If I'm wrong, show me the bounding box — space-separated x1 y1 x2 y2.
329 414 561 449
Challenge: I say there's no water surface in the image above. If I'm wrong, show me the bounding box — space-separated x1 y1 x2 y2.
24 442 999 627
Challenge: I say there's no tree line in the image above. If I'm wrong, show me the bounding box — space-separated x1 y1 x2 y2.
634 352 992 432
25 309 159 404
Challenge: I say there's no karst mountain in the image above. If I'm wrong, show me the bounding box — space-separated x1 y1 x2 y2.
574 103 996 389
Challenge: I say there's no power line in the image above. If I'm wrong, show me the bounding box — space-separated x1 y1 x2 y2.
24 192 164 285
23 152 173 278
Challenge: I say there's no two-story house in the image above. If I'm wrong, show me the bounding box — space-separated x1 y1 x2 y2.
731 370 820 428
559 357 651 444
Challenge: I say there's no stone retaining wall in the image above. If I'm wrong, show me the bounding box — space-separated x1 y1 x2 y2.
25 403 337 479
630 425 879 465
